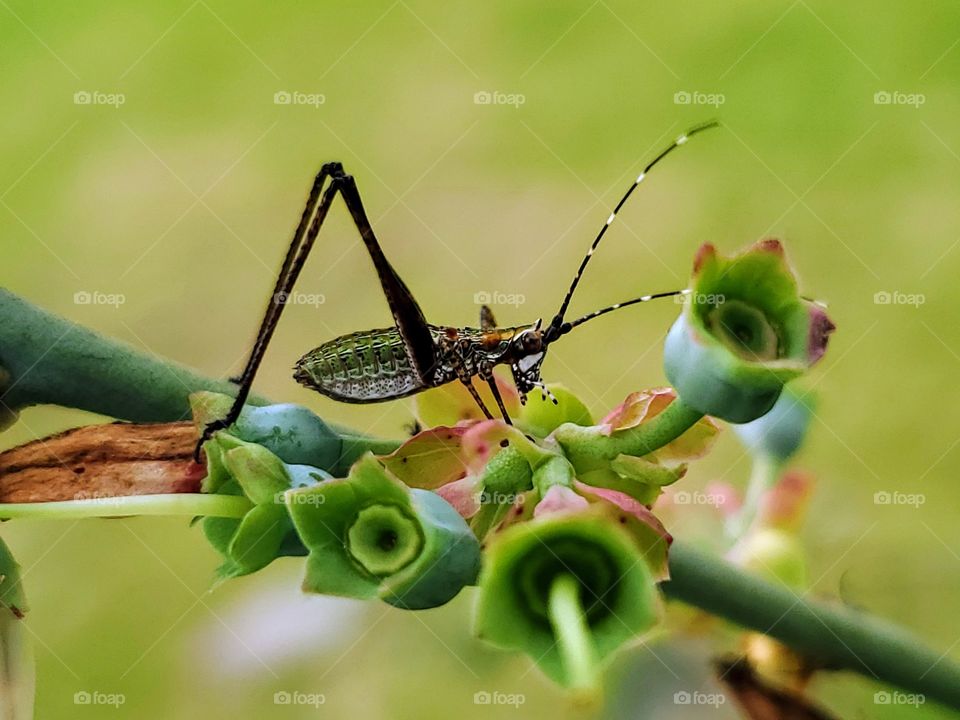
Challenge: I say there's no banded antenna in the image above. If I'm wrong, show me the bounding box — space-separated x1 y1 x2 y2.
545 121 719 341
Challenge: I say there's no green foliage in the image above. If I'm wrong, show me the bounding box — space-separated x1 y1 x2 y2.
197 430 331 578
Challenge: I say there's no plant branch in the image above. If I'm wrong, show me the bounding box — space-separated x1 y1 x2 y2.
0 421 201 502
0 289 256 424
664 542 960 710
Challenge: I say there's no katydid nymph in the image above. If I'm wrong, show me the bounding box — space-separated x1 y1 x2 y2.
195 122 719 459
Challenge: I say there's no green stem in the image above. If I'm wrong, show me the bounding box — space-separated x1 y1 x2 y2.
532 455 575 496
554 397 704 470
547 574 599 697
0 494 252 520
469 501 512 541
613 397 705 457
725 453 780 541
0 289 264 424
664 541 960 710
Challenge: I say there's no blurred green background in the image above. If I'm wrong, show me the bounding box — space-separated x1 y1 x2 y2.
2 1 959 717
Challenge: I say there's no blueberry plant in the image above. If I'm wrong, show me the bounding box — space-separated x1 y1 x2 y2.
1 240 959 715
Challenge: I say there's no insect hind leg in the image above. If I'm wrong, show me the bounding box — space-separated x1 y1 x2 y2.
196 163 447 461
194 163 345 460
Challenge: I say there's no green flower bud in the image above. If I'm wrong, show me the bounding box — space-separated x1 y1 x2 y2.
414 376 520 428
734 527 807 589
475 505 659 689
733 385 814 463
381 421 546 525
191 392 341 473
553 389 718 506
202 434 330 578
469 445 535 539
517 384 592 438
664 241 834 423
286 454 481 610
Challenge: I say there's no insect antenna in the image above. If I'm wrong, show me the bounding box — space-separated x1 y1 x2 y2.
544 121 719 342
553 282 830 338
557 288 691 335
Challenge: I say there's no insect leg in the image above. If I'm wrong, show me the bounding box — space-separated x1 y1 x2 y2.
485 376 513 425
194 165 344 459
198 164 442 461
331 171 438 383
461 378 495 420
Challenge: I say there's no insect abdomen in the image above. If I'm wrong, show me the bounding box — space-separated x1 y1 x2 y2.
293 327 427 402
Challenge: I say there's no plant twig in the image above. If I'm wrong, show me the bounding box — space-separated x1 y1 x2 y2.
664 542 960 709
0 289 252 424
0 422 201 502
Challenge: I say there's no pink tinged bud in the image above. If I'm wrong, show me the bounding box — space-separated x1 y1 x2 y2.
436 475 484 518
757 470 814 532
705 481 743 518
535 484 590 517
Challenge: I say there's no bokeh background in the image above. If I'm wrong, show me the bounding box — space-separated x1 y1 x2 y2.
2 1 959 718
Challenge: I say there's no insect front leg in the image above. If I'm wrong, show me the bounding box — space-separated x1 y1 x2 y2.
440 334 496 421
478 361 513 425
461 378 495 420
